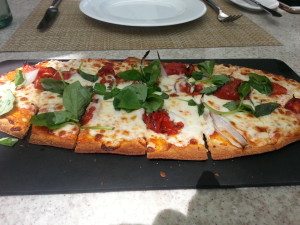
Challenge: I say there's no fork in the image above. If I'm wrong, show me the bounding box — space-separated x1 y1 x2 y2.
203 0 242 22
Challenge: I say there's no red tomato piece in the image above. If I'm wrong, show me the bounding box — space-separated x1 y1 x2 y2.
34 67 61 90
213 78 242 100
163 62 187 75
271 82 287 96
22 64 36 73
284 97 300 114
143 110 184 135
97 64 115 77
81 106 96 125
179 82 203 96
61 69 76 80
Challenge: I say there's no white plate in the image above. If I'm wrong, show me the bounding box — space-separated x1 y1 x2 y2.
228 0 279 11
79 0 207 27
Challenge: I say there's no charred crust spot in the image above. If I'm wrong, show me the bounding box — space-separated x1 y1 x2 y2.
101 144 118 152
20 97 28 101
95 134 103 141
58 131 66 136
48 96 55 99
10 126 21 131
93 63 101 67
55 104 64 110
278 108 285 114
146 147 155 153
170 93 179 97
255 126 268 132
230 121 236 127
122 130 129 135
189 138 198 145
7 118 15 125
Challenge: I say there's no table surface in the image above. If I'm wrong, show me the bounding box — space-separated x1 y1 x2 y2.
0 0 299 224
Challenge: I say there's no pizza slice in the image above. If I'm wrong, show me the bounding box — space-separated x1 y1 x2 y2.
0 65 41 138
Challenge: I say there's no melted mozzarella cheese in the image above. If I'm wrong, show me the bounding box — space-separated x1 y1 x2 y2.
87 95 147 146
66 73 96 86
37 91 64 113
14 84 40 111
53 123 78 136
159 75 182 93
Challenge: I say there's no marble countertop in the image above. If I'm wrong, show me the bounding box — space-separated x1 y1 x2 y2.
0 0 299 224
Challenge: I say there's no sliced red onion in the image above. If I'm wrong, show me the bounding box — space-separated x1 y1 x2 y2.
210 112 248 148
24 69 39 85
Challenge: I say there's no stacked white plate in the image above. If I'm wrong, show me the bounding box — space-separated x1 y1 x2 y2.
228 0 279 11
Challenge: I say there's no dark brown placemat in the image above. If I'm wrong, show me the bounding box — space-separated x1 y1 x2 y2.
1 0 280 52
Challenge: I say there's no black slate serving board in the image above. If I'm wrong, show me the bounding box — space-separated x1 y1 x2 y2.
0 59 299 196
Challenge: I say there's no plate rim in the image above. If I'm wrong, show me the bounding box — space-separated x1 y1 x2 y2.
79 0 207 27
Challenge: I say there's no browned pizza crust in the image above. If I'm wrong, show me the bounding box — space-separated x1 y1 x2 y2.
75 130 147 155
207 132 278 160
0 107 34 138
29 126 79 149
147 143 208 161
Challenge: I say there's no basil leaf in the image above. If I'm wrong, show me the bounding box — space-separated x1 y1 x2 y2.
223 101 239 111
249 73 272 95
160 92 169 99
0 137 18 147
103 88 120 100
123 84 148 102
41 78 68 95
78 64 98 82
239 103 255 114
147 85 161 95
15 70 25 86
188 99 197 106
191 71 204 81
210 75 230 86
198 61 215 77
238 81 251 99
0 89 15 116
143 94 164 113
254 102 280 117
94 83 106 95
113 89 142 111
63 81 93 119
197 103 205 116
142 60 161 85
31 111 74 128
201 85 218 94
118 69 143 81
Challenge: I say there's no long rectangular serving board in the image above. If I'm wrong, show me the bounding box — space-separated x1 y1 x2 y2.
0 58 299 196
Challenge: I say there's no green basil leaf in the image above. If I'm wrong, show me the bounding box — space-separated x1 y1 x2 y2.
160 92 169 99
254 102 280 117
197 103 205 116
0 89 15 116
78 64 98 82
15 70 25 86
113 89 143 111
239 103 255 114
103 88 120 100
238 81 251 99
143 94 164 113
94 83 106 95
147 85 161 95
223 101 239 111
203 102 236 115
63 81 93 119
201 85 218 94
191 71 204 81
118 69 143 81
0 137 18 147
41 78 68 95
31 111 74 128
249 73 272 95
188 99 197 106
198 61 215 77
142 60 161 85
210 75 230 86
123 84 148 102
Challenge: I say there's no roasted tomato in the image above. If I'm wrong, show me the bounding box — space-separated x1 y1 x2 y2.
81 106 96 125
271 82 287 96
34 67 61 90
143 110 184 135
285 97 300 114
213 78 243 100
163 62 188 75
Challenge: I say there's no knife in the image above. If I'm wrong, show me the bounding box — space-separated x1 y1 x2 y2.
245 0 282 17
37 0 63 31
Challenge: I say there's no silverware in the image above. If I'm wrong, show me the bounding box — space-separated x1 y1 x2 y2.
203 0 242 22
245 0 282 17
37 0 63 31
